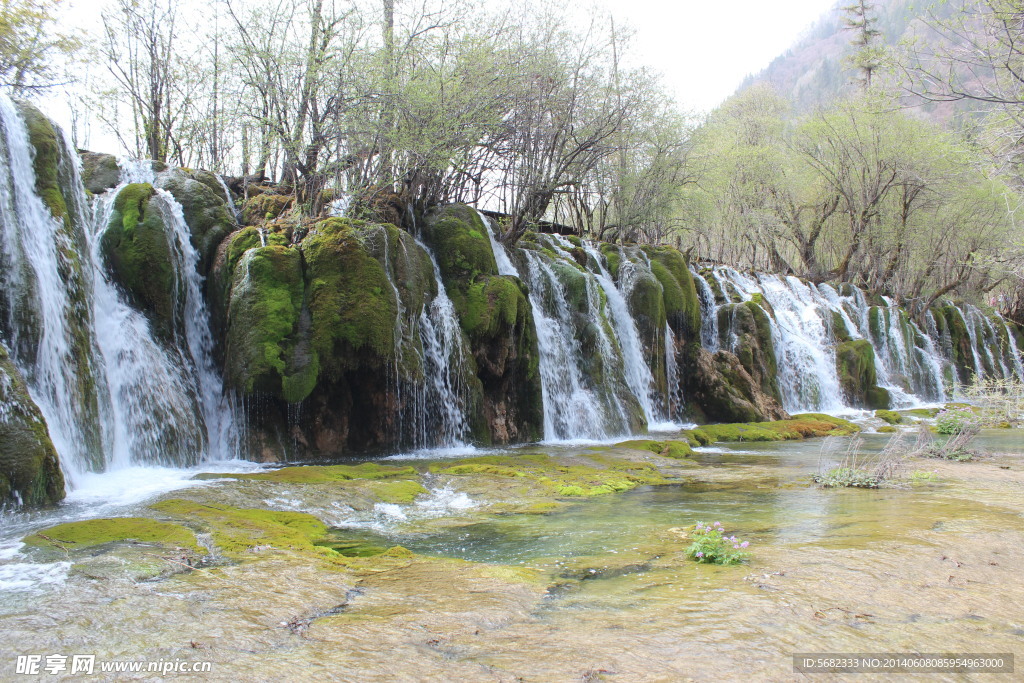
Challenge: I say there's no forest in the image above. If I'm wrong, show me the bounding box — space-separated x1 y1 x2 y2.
2 0 1024 320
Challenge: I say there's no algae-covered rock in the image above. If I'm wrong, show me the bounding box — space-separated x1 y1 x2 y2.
717 300 780 403
155 168 235 274
423 205 543 444
687 347 788 423
23 517 200 552
101 183 179 336
643 245 702 343
9 103 103 469
0 345 64 508
241 193 294 225
221 217 464 458
225 245 308 402
835 339 890 409
875 409 903 425
79 151 121 194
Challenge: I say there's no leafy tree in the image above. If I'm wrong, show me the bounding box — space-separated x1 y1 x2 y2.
0 0 79 95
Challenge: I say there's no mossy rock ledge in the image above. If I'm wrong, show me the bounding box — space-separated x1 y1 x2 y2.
218 217 463 460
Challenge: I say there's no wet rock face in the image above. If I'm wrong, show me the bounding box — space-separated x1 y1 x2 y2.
717 299 781 404
0 345 64 508
101 183 179 338
835 339 890 409
422 205 543 445
218 218 448 458
687 346 789 423
79 152 121 194
155 168 236 275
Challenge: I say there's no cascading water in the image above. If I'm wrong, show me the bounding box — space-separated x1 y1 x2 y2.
691 269 719 351
0 96 239 486
88 180 206 469
411 241 471 449
580 241 662 425
702 264 1019 411
0 95 101 479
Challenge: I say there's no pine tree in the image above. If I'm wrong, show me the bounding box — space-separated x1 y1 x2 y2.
841 0 885 90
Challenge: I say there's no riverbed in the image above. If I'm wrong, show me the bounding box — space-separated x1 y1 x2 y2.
2 430 1022 681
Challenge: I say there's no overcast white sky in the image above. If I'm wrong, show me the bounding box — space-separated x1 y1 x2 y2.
602 0 838 111
51 0 838 151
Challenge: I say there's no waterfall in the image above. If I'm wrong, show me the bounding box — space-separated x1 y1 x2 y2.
412 240 470 449
705 265 1013 411
0 96 238 486
88 184 206 470
520 248 623 440
476 209 519 277
691 269 719 351
216 175 241 222
0 95 100 477
581 241 659 425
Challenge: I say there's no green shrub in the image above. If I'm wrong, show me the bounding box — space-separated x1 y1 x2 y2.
813 466 879 488
935 408 978 435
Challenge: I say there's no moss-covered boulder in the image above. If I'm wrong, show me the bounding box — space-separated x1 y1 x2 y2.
79 151 121 194
717 300 780 403
155 168 235 275
687 347 788 423
241 193 294 225
643 246 702 344
225 244 309 402
835 339 890 409
423 205 543 444
220 218 470 458
100 183 180 336
0 345 64 508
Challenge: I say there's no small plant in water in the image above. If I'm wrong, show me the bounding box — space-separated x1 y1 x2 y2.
813 434 908 488
686 521 750 565
909 469 939 483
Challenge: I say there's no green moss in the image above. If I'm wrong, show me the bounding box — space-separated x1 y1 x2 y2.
461 276 524 338
18 103 68 223
424 205 497 282
877 425 898 433
23 518 200 552
157 170 236 274
614 439 694 459
835 339 890 409
643 246 702 341
681 414 858 443
430 452 665 498
150 499 329 557
0 347 64 507
241 193 293 225
875 409 904 425
367 479 428 503
830 311 852 343
303 219 402 375
101 183 180 335
225 245 308 399
599 244 622 278
439 463 526 477
229 463 417 483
